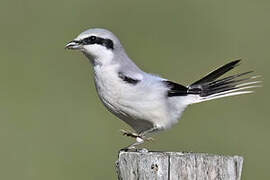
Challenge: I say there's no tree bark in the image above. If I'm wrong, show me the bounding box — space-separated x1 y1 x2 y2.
115 151 243 180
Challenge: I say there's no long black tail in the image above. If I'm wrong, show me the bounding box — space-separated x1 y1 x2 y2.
187 60 260 102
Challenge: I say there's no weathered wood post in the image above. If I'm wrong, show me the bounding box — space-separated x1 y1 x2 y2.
115 151 243 180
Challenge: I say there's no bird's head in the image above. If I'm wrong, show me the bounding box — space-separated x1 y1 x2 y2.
66 28 123 65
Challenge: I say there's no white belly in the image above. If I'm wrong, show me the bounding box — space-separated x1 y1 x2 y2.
93 65 173 133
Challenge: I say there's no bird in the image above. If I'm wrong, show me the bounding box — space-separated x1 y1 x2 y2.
65 28 260 150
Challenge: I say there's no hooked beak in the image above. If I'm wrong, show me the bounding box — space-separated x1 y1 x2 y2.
65 40 81 50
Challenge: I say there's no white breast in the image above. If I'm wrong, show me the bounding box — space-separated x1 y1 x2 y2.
93 64 122 112
93 64 174 133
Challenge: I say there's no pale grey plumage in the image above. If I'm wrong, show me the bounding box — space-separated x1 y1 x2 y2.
66 28 260 149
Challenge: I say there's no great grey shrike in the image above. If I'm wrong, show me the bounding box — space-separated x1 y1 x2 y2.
65 28 260 150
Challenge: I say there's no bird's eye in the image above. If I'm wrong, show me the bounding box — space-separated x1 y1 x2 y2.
90 36 96 41
82 36 97 45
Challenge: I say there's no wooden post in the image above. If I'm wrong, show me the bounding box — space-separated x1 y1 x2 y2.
115 151 243 180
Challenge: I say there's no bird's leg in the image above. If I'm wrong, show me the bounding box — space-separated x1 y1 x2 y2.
139 126 159 138
120 128 158 151
120 136 145 151
120 129 155 141
120 129 139 138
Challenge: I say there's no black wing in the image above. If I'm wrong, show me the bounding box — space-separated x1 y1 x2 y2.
118 72 140 85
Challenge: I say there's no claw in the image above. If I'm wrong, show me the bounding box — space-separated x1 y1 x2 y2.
120 129 155 151
120 129 155 141
120 129 139 138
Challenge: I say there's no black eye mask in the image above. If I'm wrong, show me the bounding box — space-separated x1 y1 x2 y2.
80 36 114 50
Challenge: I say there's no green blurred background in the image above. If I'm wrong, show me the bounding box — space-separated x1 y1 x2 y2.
0 0 269 179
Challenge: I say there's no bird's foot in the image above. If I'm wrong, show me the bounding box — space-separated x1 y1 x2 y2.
119 147 149 153
119 146 137 152
120 129 154 142
120 129 139 138
120 129 154 152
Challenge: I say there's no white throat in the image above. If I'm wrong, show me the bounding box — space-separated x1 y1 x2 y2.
83 44 114 66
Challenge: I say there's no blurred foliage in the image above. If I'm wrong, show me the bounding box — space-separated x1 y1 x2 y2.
0 0 269 179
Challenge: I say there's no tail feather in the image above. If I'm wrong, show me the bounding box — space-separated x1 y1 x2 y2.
187 60 261 103
208 71 253 87
195 91 253 103
190 59 241 86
